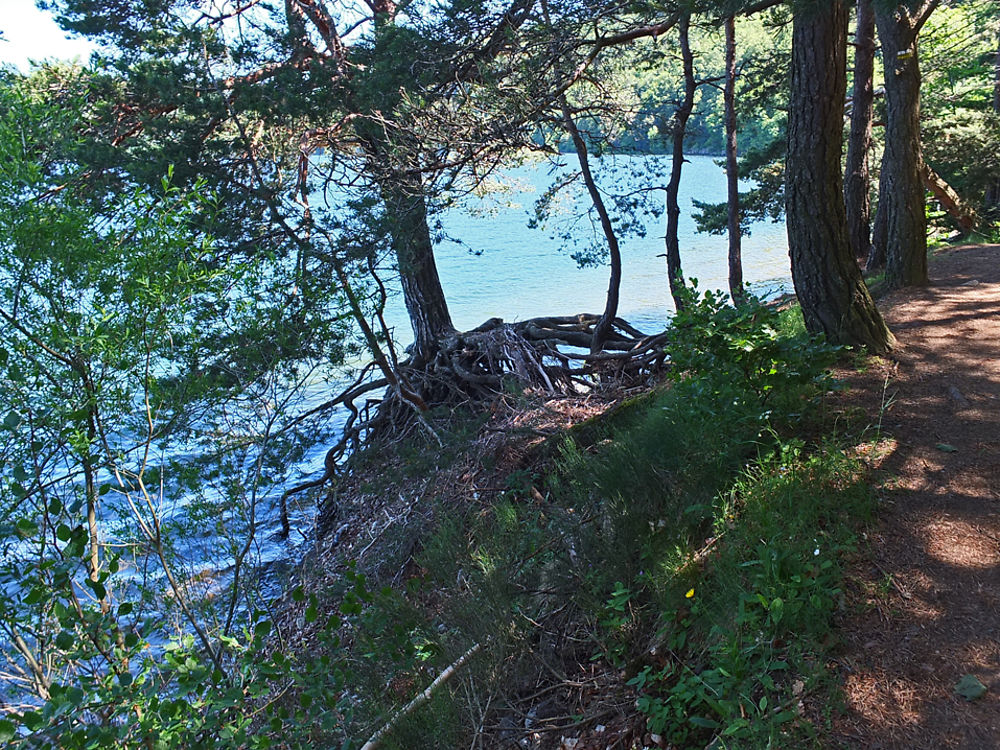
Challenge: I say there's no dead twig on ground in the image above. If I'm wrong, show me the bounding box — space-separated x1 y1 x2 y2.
360 641 484 750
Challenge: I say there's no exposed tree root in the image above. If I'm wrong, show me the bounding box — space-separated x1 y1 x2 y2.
278 313 668 536
356 313 668 448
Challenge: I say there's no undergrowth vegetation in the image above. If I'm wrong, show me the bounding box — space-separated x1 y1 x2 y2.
6 293 876 749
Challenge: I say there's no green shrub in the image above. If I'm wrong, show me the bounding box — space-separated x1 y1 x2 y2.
627 450 873 748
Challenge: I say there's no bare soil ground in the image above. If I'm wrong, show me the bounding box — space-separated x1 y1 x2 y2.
832 244 1000 749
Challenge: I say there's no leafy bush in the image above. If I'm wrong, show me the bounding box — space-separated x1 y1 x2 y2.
554 286 839 596
669 286 839 406
627 450 872 747
0 70 360 749
545 289 866 747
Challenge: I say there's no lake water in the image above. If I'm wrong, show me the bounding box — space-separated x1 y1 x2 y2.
129 154 793 573
419 153 790 337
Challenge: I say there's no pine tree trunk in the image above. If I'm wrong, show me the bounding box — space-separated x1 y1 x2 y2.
845 0 876 263
874 3 933 288
868 162 888 270
382 175 455 364
725 14 744 304
786 0 893 352
665 13 695 312
366 8 454 365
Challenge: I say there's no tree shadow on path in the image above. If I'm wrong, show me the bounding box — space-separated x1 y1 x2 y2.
831 244 1000 750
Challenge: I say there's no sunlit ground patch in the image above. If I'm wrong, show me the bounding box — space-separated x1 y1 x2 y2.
922 517 1000 568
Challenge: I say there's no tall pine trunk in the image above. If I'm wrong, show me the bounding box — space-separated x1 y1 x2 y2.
665 13 695 311
874 2 936 288
786 0 893 352
845 0 876 263
724 14 744 304
366 6 454 365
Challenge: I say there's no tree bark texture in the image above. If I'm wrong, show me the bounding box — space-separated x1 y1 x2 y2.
786 0 893 352
665 13 695 312
724 15 744 304
868 165 888 271
382 175 456 364
844 0 876 262
874 1 936 288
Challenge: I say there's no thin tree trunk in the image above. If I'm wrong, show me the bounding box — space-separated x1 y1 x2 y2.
80 402 112 617
786 0 893 352
381 173 456 364
665 12 696 312
559 97 622 354
83 457 105 608
724 14 744 304
868 163 888 270
845 0 876 263
874 1 938 288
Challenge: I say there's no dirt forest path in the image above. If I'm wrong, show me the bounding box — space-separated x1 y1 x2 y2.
832 244 1000 749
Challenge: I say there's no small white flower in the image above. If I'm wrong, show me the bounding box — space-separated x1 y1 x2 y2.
814 548 820 556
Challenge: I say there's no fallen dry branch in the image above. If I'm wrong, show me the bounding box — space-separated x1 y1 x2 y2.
923 163 977 233
359 641 484 750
